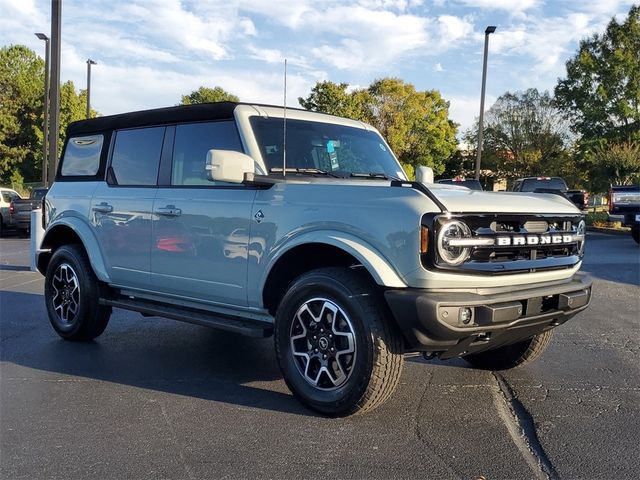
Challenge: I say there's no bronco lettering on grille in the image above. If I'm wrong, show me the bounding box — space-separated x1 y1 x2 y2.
496 234 574 246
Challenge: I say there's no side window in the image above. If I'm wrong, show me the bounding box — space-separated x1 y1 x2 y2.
171 121 243 186
111 127 165 186
61 135 103 176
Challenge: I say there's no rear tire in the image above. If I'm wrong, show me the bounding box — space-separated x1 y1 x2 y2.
464 330 554 370
274 267 404 416
44 245 111 341
632 225 639 245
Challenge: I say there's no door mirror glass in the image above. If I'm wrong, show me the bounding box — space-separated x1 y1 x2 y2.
416 165 434 184
205 150 255 184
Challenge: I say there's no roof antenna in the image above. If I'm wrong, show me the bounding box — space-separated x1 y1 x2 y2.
282 58 287 177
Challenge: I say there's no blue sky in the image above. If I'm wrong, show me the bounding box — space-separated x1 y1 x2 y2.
1 0 636 131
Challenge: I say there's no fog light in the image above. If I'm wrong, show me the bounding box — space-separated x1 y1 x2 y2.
459 307 473 324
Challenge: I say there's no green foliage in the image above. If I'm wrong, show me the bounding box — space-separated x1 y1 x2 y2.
0 44 97 184
468 88 579 184
9 169 24 192
298 81 370 120
585 140 640 192
180 86 239 105
0 44 44 183
298 78 458 175
554 6 640 192
555 5 640 142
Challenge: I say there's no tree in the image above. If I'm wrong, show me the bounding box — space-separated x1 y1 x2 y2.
298 81 370 120
0 44 97 185
555 6 640 143
180 86 239 105
588 141 640 191
472 89 576 182
0 44 44 183
298 78 458 175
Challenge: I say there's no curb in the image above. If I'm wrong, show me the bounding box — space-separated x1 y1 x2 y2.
586 226 631 235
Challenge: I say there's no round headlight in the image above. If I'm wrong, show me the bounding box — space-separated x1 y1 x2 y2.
437 220 472 266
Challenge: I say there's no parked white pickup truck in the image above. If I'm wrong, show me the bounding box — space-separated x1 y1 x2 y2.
36 102 592 415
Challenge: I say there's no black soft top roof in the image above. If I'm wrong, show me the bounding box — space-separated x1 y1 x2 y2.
66 102 310 136
66 102 240 136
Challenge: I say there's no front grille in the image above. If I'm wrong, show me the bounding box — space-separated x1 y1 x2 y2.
423 213 585 274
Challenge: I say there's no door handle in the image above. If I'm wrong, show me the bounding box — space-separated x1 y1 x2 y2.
155 205 182 217
92 203 113 213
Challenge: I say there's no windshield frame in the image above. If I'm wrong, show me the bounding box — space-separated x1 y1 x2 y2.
244 113 407 181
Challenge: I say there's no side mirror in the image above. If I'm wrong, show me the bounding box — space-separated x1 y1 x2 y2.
205 150 254 184
415 166 434 184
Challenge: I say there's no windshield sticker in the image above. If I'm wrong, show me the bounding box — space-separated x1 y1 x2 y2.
329 151 339 170
379 143 387 152
326 140 335 153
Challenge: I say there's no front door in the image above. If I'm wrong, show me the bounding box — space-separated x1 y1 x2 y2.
150 120 256 306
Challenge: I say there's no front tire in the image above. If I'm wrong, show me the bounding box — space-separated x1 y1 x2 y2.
275 268 404 416
44 245 111 341
464 330 554 370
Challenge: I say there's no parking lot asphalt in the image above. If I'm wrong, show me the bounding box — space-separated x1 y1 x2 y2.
1 231 638 479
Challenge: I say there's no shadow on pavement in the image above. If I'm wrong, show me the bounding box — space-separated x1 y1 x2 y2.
1 290 317 417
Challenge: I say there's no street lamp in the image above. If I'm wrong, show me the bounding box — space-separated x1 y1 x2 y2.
86 59 97 119
474 25 497 181
35 32 50 186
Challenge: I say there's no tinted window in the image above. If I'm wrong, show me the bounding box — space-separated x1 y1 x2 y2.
436 179 483 190
171 121 242 186
2 191 20 203
111 127 165 186
61 135 103 176
521 178 567 192
31 189 48 200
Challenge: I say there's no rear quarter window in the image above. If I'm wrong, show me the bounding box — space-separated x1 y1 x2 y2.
61 135 104 176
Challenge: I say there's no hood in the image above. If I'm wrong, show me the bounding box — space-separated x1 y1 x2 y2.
425 183 580 214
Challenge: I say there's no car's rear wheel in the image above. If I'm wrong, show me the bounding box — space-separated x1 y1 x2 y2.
464 330 554 370
631 225 639 245
274 267 404 416
44 245 111 341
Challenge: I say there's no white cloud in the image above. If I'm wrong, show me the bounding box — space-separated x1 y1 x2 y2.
490 12 597 77
434 62 444 72
453 0 540 13
445 93 497 132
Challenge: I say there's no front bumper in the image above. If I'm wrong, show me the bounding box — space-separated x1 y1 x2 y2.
385 273 592 358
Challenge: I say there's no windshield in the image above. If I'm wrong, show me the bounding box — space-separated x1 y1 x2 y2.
250 117 406 179
521 178 567 192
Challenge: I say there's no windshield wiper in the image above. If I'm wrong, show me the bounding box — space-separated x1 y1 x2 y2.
350 172 403 181
269 167 342 178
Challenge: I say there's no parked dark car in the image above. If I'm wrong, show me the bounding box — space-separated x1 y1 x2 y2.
511 177 588 210
609 184 640 244
436 178 483 190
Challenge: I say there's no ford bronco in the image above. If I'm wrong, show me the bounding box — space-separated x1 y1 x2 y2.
37 102 592 415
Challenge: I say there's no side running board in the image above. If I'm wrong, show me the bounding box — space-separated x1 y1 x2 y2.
99 297 273 338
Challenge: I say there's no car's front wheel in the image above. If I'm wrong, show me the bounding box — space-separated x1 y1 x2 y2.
44 245 111 341
274 267 404 416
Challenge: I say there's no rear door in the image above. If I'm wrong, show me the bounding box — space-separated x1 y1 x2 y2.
151 120 257 306
91 126 166 290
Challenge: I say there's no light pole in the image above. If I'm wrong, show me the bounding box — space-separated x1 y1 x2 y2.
86 59 97 119
35 33 50 186
48 0 61 186
474 25 497 181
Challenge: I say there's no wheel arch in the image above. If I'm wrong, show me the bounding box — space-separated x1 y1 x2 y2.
261 236 406 315
38 219 110 282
